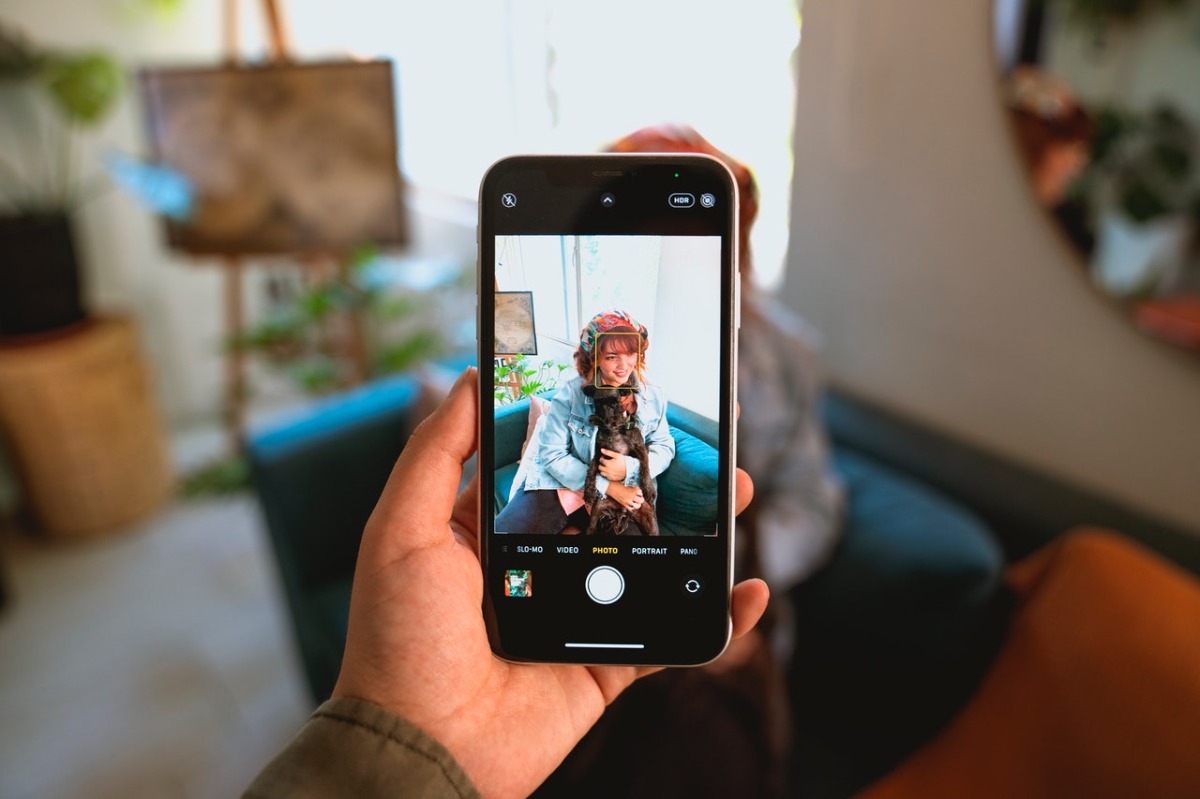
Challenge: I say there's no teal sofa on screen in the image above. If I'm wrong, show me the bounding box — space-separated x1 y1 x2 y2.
492 396 722 537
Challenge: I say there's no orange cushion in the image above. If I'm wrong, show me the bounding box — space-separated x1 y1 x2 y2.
859 528 1200 799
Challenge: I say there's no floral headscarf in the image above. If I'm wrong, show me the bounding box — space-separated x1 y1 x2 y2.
580 310 648 355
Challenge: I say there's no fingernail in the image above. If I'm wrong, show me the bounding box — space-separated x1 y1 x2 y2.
453 366 476 390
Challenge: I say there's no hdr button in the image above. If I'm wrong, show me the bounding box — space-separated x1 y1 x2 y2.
585 566 625 605
668 192 695 208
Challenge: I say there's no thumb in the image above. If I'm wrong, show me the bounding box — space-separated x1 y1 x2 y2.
363 367 479 557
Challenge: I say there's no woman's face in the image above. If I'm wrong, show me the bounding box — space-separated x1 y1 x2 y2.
596 342 639 386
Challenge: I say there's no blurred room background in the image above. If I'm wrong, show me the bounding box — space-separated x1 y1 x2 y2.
2 0 1199 797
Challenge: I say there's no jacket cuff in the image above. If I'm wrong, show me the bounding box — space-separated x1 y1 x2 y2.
243 696 481 799
623 455 641 484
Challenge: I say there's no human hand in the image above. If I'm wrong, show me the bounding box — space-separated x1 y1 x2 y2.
597 448 628 481
604 481 644 511
332 367 769 799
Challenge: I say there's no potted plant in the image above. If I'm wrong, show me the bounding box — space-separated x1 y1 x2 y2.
1079 103 1200 297
229 248 461 395
493 352 570 406
0 23 122 337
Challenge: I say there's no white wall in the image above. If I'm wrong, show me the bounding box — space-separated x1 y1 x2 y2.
653 236 721 420
781 0 1200 533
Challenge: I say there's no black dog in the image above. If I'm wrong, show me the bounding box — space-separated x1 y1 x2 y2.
582 385 659 536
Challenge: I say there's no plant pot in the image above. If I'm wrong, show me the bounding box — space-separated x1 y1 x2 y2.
0 213 87 338
1091 212 1191 298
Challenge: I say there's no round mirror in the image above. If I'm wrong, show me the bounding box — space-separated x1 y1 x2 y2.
993 0 1200 354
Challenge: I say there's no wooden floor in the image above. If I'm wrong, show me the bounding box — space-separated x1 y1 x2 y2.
0 494 312 799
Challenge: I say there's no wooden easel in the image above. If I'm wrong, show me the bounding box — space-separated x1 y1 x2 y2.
217 0 294 451
223 0 293 66
215 0 371 451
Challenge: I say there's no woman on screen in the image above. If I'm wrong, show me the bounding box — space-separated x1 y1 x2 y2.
495 309 676 535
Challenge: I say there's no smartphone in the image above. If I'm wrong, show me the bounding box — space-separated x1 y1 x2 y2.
477 154 739 665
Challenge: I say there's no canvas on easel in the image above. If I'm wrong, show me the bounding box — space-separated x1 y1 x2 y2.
138 59 407 255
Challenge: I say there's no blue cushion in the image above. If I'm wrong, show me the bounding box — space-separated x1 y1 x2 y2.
495 463 520 512
794 447 1005 656
656 425 720 536
666 402 719 445
493 400 532 469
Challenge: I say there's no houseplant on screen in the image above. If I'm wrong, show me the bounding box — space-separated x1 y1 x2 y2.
0 22 122 337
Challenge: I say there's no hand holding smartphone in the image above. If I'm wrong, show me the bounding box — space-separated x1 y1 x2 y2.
477 154 740 666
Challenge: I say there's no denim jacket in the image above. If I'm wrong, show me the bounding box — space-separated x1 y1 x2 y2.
520 375 675 498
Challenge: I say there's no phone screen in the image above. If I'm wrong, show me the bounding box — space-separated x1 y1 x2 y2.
477 154 738 665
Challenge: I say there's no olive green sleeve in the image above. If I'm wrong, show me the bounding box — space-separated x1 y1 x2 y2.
243 696 481 799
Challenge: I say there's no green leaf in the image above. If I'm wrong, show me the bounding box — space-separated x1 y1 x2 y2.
1089 107 1127 165
42 51 122 125
1152 142 1190 183
373 294 422 321
297 287 339 320
349 242 380 271
179 455 251 498
376 330 443 373
289 358 340 393
1120 178 1170 223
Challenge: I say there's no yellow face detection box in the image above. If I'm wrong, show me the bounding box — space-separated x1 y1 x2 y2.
591 331 644 389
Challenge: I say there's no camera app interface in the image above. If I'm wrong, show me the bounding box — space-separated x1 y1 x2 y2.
491 234 725 540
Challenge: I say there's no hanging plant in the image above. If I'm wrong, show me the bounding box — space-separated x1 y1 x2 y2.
0 22 123 214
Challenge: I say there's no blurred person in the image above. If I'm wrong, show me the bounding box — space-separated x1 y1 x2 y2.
607 124 845 647
244 368 770 798
526 125 846 799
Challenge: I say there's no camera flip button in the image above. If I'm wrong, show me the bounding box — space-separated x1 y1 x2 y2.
585 566 625 605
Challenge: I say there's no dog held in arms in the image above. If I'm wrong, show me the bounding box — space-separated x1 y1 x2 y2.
582 384 659 536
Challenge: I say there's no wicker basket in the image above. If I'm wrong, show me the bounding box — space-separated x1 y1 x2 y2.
0 317 174 539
